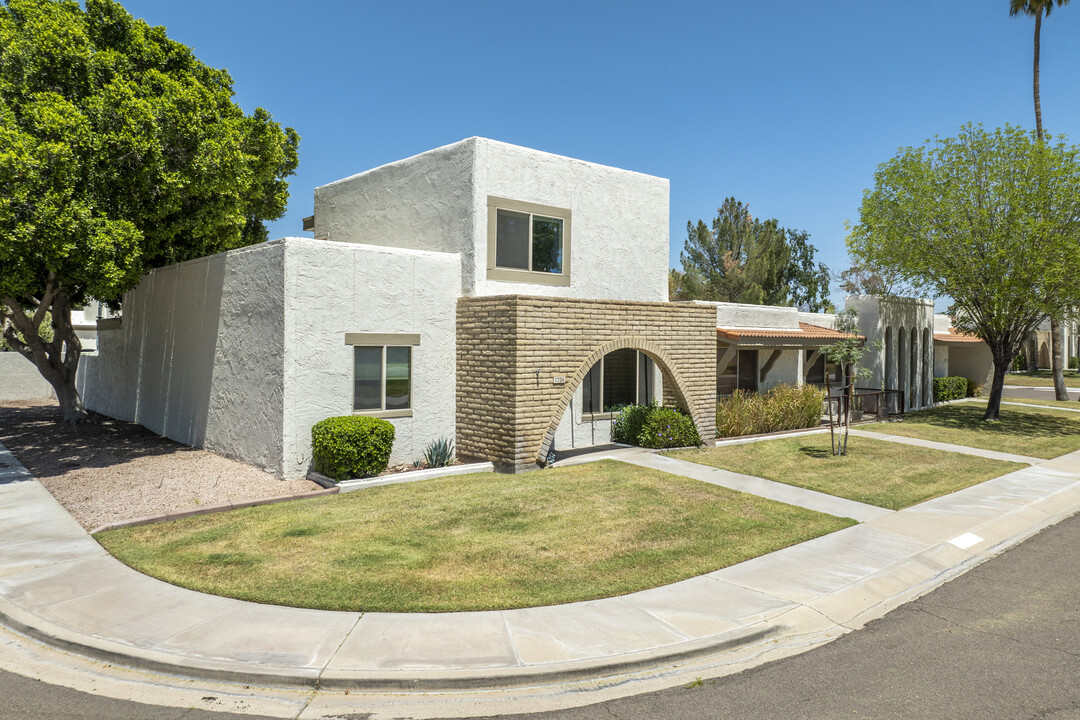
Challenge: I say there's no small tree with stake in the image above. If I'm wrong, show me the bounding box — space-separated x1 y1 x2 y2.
821 309 878 456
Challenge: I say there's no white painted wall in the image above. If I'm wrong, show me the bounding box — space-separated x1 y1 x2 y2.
0 353 56 401
759 349 802 392
281 238 461 476
934 345 950 378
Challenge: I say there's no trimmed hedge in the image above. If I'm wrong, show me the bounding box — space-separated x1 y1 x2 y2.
716 384 825 438
311 416 395 481
612 403 702 449
932 376 968 403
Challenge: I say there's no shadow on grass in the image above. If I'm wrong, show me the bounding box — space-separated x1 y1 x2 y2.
0 400 202 479
798 445 836 459
905 404 1080 439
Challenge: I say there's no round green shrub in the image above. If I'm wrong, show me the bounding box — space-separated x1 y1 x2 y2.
637 407 702 449
612 402 656 444
311 416 395 481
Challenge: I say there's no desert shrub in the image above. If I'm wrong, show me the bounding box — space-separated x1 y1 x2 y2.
965 378 981 397
611 402 656 444
637 407 702 449
311 416 395 481
932 376 968 403
1013 354 1028 372
422 437 455 468
716 384 824 438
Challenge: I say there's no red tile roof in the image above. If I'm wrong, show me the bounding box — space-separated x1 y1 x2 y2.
717 322 861 342
934 327 985 344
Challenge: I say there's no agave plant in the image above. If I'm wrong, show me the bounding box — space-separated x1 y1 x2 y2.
422 437 455 468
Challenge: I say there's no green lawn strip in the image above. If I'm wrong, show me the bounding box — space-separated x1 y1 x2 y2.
95 460 853 613
668 437 1023 510
1000 397 1080 411
1003 371 1080 388
868 402 1080 459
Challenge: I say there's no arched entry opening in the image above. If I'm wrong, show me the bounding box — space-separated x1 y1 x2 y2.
898 327 907 410
884 326 895 391
910 328 919 409
537 337 709 465
922 327 932 406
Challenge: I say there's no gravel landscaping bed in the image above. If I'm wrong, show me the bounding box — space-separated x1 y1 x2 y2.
0 400 319 530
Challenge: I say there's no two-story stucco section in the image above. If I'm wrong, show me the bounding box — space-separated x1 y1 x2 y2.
80 138 682 477
313 137 669 303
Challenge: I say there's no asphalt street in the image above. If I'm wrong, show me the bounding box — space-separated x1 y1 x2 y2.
1003 385 1080 402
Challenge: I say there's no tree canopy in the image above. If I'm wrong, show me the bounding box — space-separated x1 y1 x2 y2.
0 0 299 420
672 197 832 312
847 123 1080 420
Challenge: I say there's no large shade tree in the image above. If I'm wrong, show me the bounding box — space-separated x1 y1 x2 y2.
0 0 299 421
673 197 832 311
848 124 1080 421
1010 0 1071 400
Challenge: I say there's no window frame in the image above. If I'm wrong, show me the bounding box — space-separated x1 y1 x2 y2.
345 333 420 418
486 196 572 286
581 350 656 421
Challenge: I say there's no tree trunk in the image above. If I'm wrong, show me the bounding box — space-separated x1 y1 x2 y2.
1 290 88 423
984 352 1010 421
1051 317 1068 400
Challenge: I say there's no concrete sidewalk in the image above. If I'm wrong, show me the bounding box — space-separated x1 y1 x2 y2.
2 440 1080 693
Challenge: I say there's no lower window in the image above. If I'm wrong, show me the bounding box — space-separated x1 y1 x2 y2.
354 346 411 413
582 349 656 414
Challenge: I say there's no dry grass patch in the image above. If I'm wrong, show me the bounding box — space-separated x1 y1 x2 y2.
669 436 1023 510
96 460 854 612
871 402 1080 459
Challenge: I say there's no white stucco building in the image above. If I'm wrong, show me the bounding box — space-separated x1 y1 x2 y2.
79 138 682 476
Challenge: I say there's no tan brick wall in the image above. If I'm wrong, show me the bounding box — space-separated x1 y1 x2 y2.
456 295 717 470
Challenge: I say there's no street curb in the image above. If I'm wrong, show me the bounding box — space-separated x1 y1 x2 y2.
0 595 782 691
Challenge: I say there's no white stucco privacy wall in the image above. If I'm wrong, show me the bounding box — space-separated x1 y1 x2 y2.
281 238 461 477
79 242 288 476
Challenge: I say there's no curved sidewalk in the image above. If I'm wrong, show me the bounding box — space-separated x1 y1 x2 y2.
2 441 1080 691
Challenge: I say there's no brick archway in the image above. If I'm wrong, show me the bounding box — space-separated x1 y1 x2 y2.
456 295 717 472
536 336 711 464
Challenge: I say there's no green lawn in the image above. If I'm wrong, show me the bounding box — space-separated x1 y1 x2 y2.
668 436 1023 510
96 460 854 613
870 402 1080 459
1004 370 1080 388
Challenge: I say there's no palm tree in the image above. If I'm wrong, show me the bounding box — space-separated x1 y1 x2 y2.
1010 0 1071 401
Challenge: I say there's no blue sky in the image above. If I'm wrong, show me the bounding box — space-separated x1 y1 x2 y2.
120 0 1080 308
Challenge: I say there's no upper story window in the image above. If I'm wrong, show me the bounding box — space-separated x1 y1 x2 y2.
487 196 571 287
